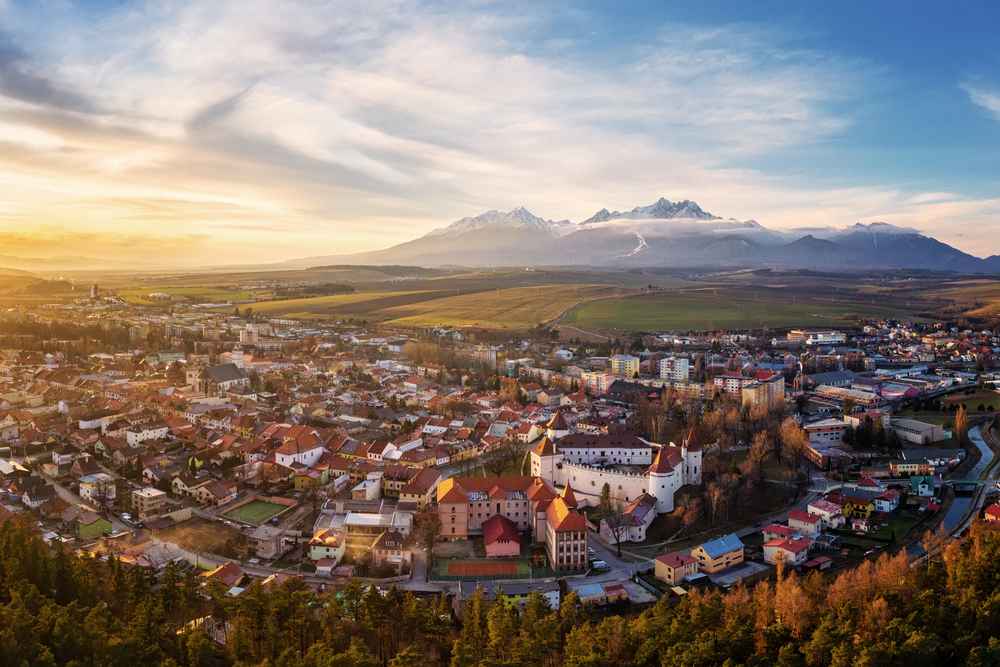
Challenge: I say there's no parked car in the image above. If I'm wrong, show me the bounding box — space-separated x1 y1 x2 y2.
591 560 609 570
121 513 132 521
587 547 596 556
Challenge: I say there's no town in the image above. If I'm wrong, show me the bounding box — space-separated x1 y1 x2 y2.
3 283 1000 626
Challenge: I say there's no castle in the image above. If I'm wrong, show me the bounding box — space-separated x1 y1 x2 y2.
529 412 702 515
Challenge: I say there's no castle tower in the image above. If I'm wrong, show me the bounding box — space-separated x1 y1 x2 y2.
646 448 676 514
682 430 702 486
529 436 563 484
546 411 571 440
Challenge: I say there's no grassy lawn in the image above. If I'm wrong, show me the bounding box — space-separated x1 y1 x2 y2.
458 452 530 477
868 511 924 542
223 500 287 525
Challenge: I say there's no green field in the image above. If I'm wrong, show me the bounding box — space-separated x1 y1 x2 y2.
562 289 920 332
223 500 287 525
382 285 623 328
941 390 1000 413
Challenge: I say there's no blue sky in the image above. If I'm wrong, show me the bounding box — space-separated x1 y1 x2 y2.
0 0 998 265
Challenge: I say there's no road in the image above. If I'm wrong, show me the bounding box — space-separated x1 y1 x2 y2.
46 475 132 532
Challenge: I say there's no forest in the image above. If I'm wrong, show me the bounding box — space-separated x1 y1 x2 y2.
3 515 1000 667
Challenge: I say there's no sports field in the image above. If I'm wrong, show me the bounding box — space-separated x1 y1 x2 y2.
223 500 286 525
434 558 533 579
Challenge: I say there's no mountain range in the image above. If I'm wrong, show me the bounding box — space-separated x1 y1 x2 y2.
283 198 1000 272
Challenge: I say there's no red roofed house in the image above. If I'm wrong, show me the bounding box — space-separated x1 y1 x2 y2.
763 537 813 567
762 523 800 541
874 489 901 513
787 510 823 535
985 504 1000 523
654 551 699 585
482 514 522 557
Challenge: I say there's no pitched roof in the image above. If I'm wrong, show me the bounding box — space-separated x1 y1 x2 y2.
697 534 745 559
482 514 521 546
787 510 822 524
655 551 697 568
547 411 569 430
560 483 578 507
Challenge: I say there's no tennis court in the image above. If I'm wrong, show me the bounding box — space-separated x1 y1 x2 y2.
435 558 533 579
223 500 286 525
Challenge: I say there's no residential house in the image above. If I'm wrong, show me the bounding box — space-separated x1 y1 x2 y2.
874 489 901 513
807 499 846 529
654 551 699 585
370 529 411 570
763 537 813 567
76 511 113 539
692 534 745 574
787 510 823 535
248 525 285 559
308 528 346 564
22 484 56 509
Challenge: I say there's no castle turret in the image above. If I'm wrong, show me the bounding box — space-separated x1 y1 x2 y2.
647 447 676 513
546 411 571 440
682 430 702 485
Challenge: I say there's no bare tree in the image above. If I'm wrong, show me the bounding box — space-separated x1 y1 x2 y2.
256 462 279 494
598 483 630 557
706 482 725 527
482 440 522 478
93 475 116 508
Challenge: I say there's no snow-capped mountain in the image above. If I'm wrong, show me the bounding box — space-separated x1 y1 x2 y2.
281 198 994 272
424 210 506 237
424 206 574 238
581 198 721 224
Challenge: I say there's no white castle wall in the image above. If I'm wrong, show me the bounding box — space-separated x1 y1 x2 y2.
558 462 654 507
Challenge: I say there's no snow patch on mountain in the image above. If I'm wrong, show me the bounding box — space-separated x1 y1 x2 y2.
424 210 507 237
581 197 721 224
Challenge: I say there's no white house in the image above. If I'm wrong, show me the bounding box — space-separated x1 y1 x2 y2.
763 536 813 567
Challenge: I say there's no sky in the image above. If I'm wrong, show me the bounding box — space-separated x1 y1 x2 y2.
0 0 999 266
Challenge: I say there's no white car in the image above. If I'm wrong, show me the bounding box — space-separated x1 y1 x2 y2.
591 560 609 570
587 547 596 556
121 513 132 521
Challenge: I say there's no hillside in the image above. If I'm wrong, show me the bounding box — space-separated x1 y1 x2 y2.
281 197 992 272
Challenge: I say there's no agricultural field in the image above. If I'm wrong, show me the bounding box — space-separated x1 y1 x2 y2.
246 290 449 319
561 288 921 332
382 284 624 328
118 287 256 305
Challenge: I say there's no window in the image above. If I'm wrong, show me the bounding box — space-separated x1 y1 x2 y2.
451 507 456 513
451 527 455 533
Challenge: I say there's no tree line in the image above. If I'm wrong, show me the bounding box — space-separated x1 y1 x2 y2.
6 513 1000 666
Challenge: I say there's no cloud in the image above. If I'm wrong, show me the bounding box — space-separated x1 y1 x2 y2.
0 0 989 264
963 82 1000 121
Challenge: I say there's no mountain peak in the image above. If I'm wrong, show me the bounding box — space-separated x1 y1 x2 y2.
581 197 720 224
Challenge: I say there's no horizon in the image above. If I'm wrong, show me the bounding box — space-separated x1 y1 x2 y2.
1 0 999 266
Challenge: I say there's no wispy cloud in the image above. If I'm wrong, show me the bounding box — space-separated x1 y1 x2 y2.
0 0 990 264
963 82 1000 121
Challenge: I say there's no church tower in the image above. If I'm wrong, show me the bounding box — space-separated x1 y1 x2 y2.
232 343 245 369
